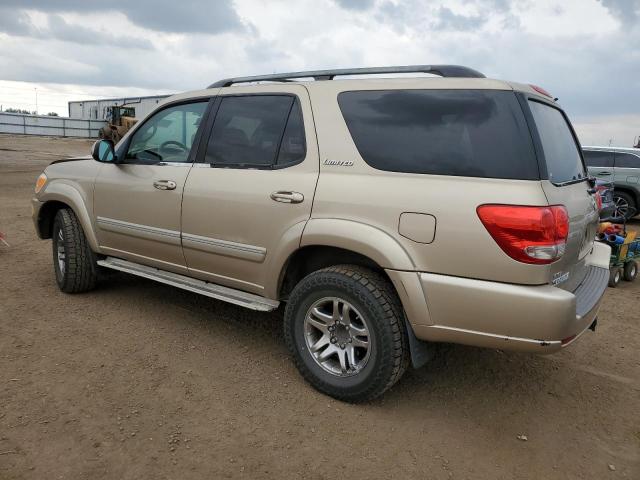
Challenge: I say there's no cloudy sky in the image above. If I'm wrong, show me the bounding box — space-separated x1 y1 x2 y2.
0 0 638 146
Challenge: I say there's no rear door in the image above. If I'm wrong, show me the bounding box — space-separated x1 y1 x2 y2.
527 99 599 291
613 150 640 189
180 87 319 295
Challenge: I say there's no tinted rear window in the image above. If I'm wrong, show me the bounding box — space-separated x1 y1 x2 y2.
583 150 614 168
528 100 585 184
337 89 539 180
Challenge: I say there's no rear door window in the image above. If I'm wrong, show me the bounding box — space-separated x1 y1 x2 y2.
583 150 614 168
614 152 640 168
528 100 585 184
204 95 301 168
337 89 539 180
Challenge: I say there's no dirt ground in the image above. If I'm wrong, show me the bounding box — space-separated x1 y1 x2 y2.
0 133 638 480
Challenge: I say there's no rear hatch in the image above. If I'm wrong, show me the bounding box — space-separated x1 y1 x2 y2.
526 98 600 291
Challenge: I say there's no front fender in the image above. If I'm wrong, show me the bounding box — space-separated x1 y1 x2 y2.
36 181 99 252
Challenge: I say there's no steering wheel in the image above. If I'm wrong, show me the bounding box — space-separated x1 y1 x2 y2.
159 140 188 157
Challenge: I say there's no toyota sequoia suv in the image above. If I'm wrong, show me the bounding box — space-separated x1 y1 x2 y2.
32 65 611 402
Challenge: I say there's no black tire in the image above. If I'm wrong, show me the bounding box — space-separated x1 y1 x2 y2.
52 208 98 293
612 191 636 220
623 260 637 282
608 267 622 288
284 265 409 402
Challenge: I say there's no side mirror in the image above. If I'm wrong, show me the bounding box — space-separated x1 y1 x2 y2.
91 139 116 163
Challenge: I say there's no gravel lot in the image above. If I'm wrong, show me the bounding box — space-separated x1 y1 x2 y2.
1 133 639 479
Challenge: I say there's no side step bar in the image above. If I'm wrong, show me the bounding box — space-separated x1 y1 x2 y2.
97 257 280 312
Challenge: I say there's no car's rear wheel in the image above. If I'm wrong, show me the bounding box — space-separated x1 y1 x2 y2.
608 267 622 288
52 208 98 293
284 265 409 402
623 260 637 282
612 191 636 220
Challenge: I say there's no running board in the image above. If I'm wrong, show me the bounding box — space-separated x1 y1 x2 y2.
97 257 280 312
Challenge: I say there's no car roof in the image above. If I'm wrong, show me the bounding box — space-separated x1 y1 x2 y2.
583 146 640 154
162 76 551 106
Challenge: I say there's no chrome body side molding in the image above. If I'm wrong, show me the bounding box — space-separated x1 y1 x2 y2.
96 216 181 246
182 233 266 263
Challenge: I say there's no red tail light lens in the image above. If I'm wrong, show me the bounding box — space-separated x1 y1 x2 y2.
477 205 569 264
595 191 603 210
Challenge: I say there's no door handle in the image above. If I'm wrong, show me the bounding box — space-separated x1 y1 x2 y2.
270 191 304 204
597 171 612 176
153 180 177 190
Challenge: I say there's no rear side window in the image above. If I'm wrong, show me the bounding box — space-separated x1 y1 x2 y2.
337 90 538 180
205 95 304 168
276 100 306 166
528 100 585 184
583 150 614 168
615 152 640 168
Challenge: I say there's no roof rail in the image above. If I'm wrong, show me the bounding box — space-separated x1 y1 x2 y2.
208 64 485 88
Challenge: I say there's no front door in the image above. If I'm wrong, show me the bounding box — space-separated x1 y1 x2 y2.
583 149 614 181
94 100 210 273
181 87 319 295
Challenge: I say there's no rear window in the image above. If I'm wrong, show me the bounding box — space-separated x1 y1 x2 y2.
337 89 539 180
528 100 585 184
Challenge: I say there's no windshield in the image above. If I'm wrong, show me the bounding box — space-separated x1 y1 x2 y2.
528 100 585 184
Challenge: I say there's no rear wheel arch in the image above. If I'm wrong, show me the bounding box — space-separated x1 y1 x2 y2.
278 245 388 300
613 187 638 207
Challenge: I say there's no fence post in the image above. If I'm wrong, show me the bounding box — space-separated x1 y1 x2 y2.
62 118 66 137
23 114 26 135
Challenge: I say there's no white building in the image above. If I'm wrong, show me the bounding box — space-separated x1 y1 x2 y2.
68 94 171 120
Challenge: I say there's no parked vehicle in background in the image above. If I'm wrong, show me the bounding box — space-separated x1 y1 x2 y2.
595 179 616 221
32 65 610 402
583 146 640 220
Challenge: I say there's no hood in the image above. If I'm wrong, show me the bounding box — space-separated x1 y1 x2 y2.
50 155 92 166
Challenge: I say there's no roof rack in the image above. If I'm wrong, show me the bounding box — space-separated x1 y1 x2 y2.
208 64 485 88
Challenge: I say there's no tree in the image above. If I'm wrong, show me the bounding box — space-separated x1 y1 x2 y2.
47 112 59 116
4 107 36 114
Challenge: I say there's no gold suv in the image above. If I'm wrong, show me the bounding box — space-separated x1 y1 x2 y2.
32 65 611 402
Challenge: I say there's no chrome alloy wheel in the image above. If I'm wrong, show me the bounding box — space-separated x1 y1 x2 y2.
613 195 630 219
304 297 371 377
56 228 66 275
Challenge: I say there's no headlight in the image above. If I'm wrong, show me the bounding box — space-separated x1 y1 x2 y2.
35 173 47 194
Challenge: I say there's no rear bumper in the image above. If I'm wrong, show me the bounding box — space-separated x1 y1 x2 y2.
387 242 611 353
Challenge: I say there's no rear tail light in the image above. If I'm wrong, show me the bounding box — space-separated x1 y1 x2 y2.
594 191 603 210
477 205 569 264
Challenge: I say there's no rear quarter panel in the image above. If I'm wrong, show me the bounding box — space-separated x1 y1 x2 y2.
306 80 553 285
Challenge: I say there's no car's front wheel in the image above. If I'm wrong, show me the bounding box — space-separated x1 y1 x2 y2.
284 265 409 402
52 208 98 293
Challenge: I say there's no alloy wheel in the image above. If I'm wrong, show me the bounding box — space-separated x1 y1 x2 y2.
303 297 371 377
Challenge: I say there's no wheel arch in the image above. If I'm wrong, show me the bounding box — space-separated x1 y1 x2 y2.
614 186 639 207
36 184 99 251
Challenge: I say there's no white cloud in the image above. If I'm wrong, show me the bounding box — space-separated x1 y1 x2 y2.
0 0 637 148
